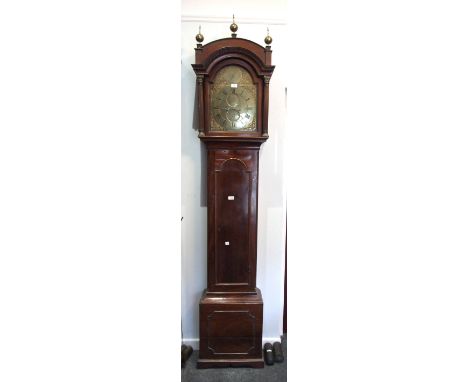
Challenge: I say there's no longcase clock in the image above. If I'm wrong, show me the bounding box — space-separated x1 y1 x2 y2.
192 19 275 368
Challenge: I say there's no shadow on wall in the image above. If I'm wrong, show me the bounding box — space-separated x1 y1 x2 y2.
192 93 207 207
199 140 207 207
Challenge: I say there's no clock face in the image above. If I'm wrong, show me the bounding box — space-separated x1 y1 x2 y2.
210 65 257 131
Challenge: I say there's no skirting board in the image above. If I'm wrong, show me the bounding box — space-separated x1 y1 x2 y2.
182 337 282 351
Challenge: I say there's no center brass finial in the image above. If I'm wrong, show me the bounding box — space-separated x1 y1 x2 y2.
230 14 238 36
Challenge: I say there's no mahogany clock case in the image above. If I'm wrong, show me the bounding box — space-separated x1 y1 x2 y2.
192 32 275 368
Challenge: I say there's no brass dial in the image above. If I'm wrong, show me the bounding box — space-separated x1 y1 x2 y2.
210 66 257 131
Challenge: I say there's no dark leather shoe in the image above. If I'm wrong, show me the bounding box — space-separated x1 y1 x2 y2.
181 345 187 367
264 343 274 365
181 344 193 367
273 342 284 363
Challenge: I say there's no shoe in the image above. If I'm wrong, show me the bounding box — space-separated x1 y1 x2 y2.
181 344 193 367
181 345 187 367
264 343 274 365
273 342 284 363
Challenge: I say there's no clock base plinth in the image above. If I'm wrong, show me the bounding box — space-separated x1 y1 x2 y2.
197 358 264 369
197 288 264 369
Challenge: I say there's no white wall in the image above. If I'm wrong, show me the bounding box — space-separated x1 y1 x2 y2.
181 1 287 349
182 0 287 23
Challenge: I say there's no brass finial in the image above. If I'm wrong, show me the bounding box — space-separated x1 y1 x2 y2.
264 27 272 45
230 14 238 37
195 25 204 44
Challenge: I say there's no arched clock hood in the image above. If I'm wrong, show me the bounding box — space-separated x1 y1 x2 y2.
192 33 275 143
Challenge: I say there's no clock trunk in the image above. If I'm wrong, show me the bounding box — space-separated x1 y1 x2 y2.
206 142 259 293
